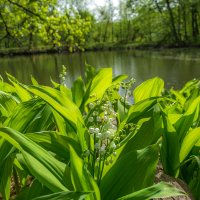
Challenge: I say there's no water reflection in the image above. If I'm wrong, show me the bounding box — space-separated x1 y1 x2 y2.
0 49 200 88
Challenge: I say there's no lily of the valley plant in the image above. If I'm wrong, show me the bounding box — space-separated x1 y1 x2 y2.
0 66 199 200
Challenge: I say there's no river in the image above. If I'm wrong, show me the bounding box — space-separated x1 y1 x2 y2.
0 49 200 88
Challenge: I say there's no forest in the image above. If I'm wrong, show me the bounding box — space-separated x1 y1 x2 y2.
0 0 200 53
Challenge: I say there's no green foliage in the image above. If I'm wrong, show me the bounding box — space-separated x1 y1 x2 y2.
116 182 186 200
133 77 164 103
87 0 200 47
0 66 199 199
0 0 91 51
100 145 159 200
32 191 91 200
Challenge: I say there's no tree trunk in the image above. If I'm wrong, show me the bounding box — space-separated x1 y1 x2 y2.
191 5 199 39
165 0 180 43
181 2 188 40
103 20 109 42
177 0 181 40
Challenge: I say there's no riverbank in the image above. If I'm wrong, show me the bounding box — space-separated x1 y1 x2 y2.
1 42 200 57
85 42 200 51
0 46 68 57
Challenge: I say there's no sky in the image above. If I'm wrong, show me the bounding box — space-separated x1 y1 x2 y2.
89 0 120 10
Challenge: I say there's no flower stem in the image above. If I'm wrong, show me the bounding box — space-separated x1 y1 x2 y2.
98 156 106 186
92 134 96 177
124 89 128 114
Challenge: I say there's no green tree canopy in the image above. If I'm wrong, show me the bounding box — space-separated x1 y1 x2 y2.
0 0 91 51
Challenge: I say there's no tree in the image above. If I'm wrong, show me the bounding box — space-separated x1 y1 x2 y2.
0 0 92 51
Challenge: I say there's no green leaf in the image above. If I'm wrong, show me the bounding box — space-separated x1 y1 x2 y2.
121 111 162 153
100 145 159 200
15 180 51 200
0 139 13 168
69 146 100 200
170 89 186 106
0 91 18 117
31 75 39 86
0 80 15 93
195 138 200 147
6 98 53 133
26 131 81 162
174 96 200 143
112 74 128 84
71 77 85 107
7 74 32 101
127 98 158 123
180 127 200 163
180 79 199 95
0 156 13 200
83 68 112 107
52 109 77 136
160 111 180 177
28 85 84 130
116 182 186 200
133 77 164 103
0 127 69 192
32 191 91 200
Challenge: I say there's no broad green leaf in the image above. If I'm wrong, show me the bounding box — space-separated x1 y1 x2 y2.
168 114 182 125
120 111 162 153
180 156 200 200
7 74 32 101
28 85 84 130
59 85 73 100
52 109 77 136
180 79 199 96
0 91 19 116
32 191 91 200
195 139 200 147
0 91 19 125
0 156 13 200
112 98 157 136
112 74 128 84
0 80 15 93
70 146 100 200
133 77 164 103
26 131 81 161
170 89 186 106
83 68 112 107
0 127 69 192
15 180 51 200
100 145 159 200
175 96 200 143
160 111 180 177
5 98 53 133
31 75 39 86
180 127 200 163
51 79 72 99
116 182 186 200
76 119 90 152
0 139 13 168
84 63 97 86
127 98 158 123
184 87 200 111
22 151 68 192
71 77 85 107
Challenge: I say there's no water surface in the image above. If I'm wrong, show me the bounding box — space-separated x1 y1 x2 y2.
0 49 200 88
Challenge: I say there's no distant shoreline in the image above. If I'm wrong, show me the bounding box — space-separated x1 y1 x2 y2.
0 43 200 57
